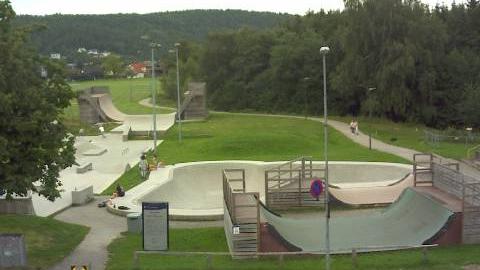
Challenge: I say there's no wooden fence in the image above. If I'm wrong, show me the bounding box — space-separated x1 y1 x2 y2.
430 162 480 244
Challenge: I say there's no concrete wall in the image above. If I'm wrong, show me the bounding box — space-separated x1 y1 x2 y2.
0 198 35 215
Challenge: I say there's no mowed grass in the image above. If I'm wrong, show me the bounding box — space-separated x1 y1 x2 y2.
333 116 475 160
103 113 409 193
0 215 89 269
157 113 408 164
107 227 480 270
69 78 176 114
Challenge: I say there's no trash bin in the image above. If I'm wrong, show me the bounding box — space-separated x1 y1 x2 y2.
127 213 142 233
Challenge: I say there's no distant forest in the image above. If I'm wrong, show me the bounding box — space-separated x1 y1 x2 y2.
13 9 290 59
188 0 478 128
15 2 480 128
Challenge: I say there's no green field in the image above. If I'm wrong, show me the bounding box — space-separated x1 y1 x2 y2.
107 227 480 270
333 116 476 160
102 112 409 194
0 215 89 269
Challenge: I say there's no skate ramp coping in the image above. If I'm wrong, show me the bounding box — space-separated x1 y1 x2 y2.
329 173 414 205
261 187 454 253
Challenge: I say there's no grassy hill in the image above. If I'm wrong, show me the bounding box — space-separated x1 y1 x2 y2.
13 10 290 59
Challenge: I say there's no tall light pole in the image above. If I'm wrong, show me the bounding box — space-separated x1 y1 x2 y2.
150 42 161 155
168 43 182 142
320 46 331 270
303 77 311 119
174 43 182 142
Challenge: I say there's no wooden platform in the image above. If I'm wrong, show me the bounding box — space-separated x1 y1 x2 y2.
413 186 463 213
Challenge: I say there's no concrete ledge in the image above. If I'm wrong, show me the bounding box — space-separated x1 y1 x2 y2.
76 162 93 174
72 185 94 205
82 148 107 156
0 197 35 215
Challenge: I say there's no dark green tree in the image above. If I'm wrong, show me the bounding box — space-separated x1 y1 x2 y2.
0 1 75 200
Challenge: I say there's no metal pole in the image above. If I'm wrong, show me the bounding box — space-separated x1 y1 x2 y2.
151 46 157 155
322 48 331 270
175 44 182 142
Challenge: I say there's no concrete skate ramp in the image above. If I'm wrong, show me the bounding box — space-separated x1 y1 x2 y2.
329 174 414 205
261 188 453 253
133 161 411 219
97 94 127 122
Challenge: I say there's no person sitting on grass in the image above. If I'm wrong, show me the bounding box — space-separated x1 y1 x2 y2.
112 184 125 198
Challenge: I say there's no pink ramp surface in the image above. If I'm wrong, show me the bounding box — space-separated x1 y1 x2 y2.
329 174 414 205
97 94 127 122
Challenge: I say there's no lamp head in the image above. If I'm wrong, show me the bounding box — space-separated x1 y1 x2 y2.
319 46 330 54
150 43 161 49
174 43 181 48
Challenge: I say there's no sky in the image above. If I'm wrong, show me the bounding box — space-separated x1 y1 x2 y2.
10 0 466 16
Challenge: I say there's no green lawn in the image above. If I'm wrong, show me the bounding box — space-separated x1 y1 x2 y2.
107 227 480 270
332 116 476 160
0 215 89 269
103 113 409 193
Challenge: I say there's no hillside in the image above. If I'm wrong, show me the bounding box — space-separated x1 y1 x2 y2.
13 9 290 59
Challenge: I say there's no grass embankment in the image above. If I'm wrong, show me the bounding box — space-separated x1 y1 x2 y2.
0 215 89 269
107 227 480 270
103 113 409 194
333 116 475 160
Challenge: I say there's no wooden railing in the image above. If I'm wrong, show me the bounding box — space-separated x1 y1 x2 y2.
413 153 434 186
264 157 325 209
132 244 438 269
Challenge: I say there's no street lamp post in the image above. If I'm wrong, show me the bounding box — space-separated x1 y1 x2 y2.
319 46 331 270
174 43 182 142
168 43 182 142
303 77 311 119
367 87 376 119
149 42 161 155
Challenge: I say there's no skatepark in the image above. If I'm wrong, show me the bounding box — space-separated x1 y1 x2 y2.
109 160 412 219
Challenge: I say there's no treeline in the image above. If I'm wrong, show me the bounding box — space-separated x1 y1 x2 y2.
13 10 290 60
177 0 479 128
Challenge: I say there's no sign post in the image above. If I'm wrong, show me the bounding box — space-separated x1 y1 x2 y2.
142 202 169 251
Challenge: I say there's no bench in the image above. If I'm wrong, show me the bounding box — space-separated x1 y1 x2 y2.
76 162 93 174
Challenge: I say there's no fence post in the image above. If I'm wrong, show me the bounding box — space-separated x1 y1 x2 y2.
369 133 372 150
278 254 284 267
422 247 428 264
206 254 212 269
351 248 357 268
133 251 140 270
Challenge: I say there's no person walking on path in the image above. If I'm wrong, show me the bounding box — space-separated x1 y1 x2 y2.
350 120 355 134
350 119 359 135
99 125 105 138
139 154 148 180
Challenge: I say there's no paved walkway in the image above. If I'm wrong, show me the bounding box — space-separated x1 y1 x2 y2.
50 197 126 270
50 196 223 270
217 111 480 179
317 117 480 179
